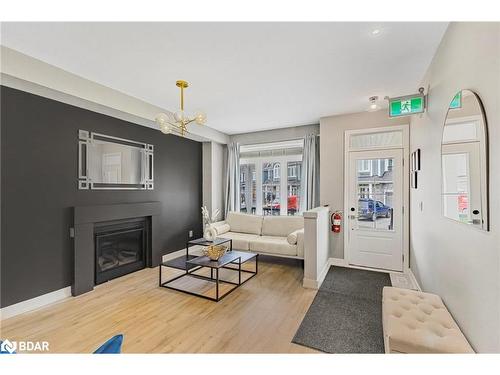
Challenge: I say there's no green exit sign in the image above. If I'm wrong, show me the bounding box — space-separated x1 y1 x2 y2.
389 95 425 117
449 91 462 109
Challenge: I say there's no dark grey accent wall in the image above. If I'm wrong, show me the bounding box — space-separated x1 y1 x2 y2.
0 86 203 308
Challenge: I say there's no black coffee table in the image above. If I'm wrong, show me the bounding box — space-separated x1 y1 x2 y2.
159 240 258 302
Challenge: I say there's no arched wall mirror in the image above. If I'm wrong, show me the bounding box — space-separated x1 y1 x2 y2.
441 89 488 230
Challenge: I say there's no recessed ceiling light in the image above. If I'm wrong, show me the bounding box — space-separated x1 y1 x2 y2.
367 96 381 112
371 29 381 36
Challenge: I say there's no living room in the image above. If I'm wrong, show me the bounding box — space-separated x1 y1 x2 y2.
1 1 500 373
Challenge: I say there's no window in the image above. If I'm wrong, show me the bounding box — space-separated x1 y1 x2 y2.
262 162 280 215
387 158 394 171
287 161 302 215
240 163 256 214
359 159 371 173
239 140 303 216
273 163 281 180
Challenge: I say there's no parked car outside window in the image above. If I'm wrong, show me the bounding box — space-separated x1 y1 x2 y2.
358 198 391 221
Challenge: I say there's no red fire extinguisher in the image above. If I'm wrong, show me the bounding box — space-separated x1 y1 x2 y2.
331 211 342 233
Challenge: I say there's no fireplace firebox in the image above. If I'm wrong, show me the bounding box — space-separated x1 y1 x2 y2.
94 217 148 284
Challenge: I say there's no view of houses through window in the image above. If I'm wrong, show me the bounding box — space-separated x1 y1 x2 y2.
240 163 256 214
239 140 303 216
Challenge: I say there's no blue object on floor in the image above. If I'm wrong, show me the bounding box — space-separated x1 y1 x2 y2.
93 334 124 354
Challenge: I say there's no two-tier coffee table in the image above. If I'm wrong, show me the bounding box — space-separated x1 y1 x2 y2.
159 238 258 302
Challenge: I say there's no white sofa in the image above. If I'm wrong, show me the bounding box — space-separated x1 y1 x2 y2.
212 212 304 259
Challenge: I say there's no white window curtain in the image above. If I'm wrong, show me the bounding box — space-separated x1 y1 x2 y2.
301 134 320 211
224 142 240 217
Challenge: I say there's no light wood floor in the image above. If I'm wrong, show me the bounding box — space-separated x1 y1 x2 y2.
0 256 319 353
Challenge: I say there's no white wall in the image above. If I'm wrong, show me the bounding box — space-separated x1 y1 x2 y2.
410 22 500 352
303 206 330 289
320 110 408 258
230 124 319 145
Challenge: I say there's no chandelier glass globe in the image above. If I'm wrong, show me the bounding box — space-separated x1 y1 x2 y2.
159 122 171 134
155 112 169 125
194 110 207 125
174 110 186 122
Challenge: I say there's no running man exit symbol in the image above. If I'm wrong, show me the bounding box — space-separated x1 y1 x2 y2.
401 99 411 114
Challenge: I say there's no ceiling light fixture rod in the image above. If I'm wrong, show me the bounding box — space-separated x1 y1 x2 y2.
176 80 188 111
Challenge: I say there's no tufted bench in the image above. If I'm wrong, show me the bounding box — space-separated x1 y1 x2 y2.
382 287 474 353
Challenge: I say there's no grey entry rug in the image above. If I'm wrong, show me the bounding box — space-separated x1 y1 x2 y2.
292 266 391 353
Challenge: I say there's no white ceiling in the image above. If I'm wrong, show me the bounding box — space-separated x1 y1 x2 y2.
1 22 448 134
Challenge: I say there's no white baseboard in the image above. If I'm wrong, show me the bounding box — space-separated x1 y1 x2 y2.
0 287 72 320
317 260 331 287
329 257 348 267
302 278 319 289
407 268 422 291
303 259 331 290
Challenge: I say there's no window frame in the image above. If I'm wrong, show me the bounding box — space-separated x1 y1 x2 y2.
240 153 302 216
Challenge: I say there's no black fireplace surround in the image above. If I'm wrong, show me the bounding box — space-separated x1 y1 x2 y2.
73 201 161 296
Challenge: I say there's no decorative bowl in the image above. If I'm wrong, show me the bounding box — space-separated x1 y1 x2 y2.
202 245 228 260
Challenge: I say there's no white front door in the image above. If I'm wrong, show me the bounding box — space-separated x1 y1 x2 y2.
346 148 404 271
442 142 483 227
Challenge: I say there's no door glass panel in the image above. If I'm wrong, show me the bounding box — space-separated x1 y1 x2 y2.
442 153 471 223
240 163 256 214
287 161 302 215
356 158 394 230
262 162 281 215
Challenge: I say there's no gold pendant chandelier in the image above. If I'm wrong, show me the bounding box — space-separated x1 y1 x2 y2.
155 80 207 136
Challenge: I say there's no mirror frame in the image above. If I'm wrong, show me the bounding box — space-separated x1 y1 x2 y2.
78 130 154 190
441 89 489 231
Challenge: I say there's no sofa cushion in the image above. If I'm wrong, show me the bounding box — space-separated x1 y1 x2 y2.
249 236 297 256
226 212 263 235
382 287 474 353
212 222 230 236
261 216 303 237
219 231 259 251
286 228 303 245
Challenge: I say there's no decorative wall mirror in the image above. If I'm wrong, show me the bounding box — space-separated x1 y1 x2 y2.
441 90 488 230
78 130 154 190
